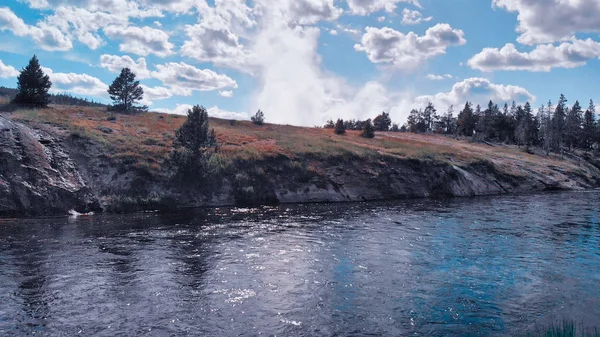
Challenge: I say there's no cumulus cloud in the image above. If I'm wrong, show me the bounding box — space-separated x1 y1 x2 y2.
468 39 600 72
43 67 108 97
354 24 466 69
426 74 453 80
416 77 535 109
493 0 600 45
139 85 173 105
45 6 128 49
401 8 432 25
100 54 152 79
151 62 238 92
0 7 72 51
0 59 19 78
104 25 174 57
346 0 422 15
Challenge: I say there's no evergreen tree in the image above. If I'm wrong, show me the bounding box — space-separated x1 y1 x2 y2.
422 102 437 132
552 94 568 152
582 100 597 151
457 102 476 136
565 100 583 150
542 100 555 155
334 118 346 135
172 105 217 176
360 119 375 138
324 119 335 129
251 109 265 125
439 105 456 135
108 68 146 113
373 112 392 131
12 55 52 107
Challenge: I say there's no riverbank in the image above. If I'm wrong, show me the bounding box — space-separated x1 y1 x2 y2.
1 105 600 216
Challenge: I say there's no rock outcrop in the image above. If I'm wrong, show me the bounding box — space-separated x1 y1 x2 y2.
0 115 100 216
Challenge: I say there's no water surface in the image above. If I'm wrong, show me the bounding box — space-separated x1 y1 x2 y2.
1 191 600 336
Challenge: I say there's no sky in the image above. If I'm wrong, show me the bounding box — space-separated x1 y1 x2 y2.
1 0 600 126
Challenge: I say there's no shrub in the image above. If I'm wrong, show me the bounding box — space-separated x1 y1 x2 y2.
334 119 346 135
251 109 265 125
360 119 375 138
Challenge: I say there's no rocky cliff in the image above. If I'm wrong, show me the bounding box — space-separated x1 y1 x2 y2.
1 111 599 217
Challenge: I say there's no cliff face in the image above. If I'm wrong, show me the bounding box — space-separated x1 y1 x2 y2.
1 114 599 217
0 116 100 216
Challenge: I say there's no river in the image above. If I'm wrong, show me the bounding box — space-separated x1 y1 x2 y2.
1 191 599 336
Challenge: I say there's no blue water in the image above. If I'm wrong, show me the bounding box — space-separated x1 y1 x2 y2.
1 191 599 336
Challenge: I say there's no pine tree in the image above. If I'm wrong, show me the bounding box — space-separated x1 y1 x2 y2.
582 100 596 151
175 105 216 153
373 112 392 131
457 102 475 136
334 118 346 135
360 119 375 138
565 100 583 150
552 94 568 152
12 55 52 107
108 68 146 113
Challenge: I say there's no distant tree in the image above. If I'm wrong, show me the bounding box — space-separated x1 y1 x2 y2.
360 119 375 138
407 109 424 133
422 102 437 132
12 55 52 107
541 100 555 155
582 100 597 151
373 112 392 131
107 68 146 113
391 123 400 132
324 119 335 129
565 100 583 150
552 94 568 152
172 105 217 176
251 109 265 125
439 105 456 135
457 102 476 137
334 118 346 135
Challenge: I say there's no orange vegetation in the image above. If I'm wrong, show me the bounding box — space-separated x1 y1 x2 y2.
8 105 588 180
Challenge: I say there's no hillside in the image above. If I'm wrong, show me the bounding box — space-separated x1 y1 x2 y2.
1 105 600 216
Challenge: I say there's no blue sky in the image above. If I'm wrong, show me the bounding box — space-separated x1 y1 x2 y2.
1 0 600 126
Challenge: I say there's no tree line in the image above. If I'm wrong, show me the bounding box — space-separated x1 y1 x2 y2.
405 97 600 153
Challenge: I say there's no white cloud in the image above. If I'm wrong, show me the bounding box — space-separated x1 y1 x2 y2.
377 16 386 22
426 74 453 80
140 85 173 105
180 0 257 72
154 103 193 115
219 90 234 98
329 29 338 36
207 106 248 120
0 7 30 36
45 6 128 49
151 61 238 92
468 39 600 72
100 54 152 79
0 7 72 51
43 67 108 97
354 24 466 69
401 8 432 25
104 25 174 57
153 103 247 120
0 59 18 78
493 0 600 45
346 0 421 15
416 77 535 109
